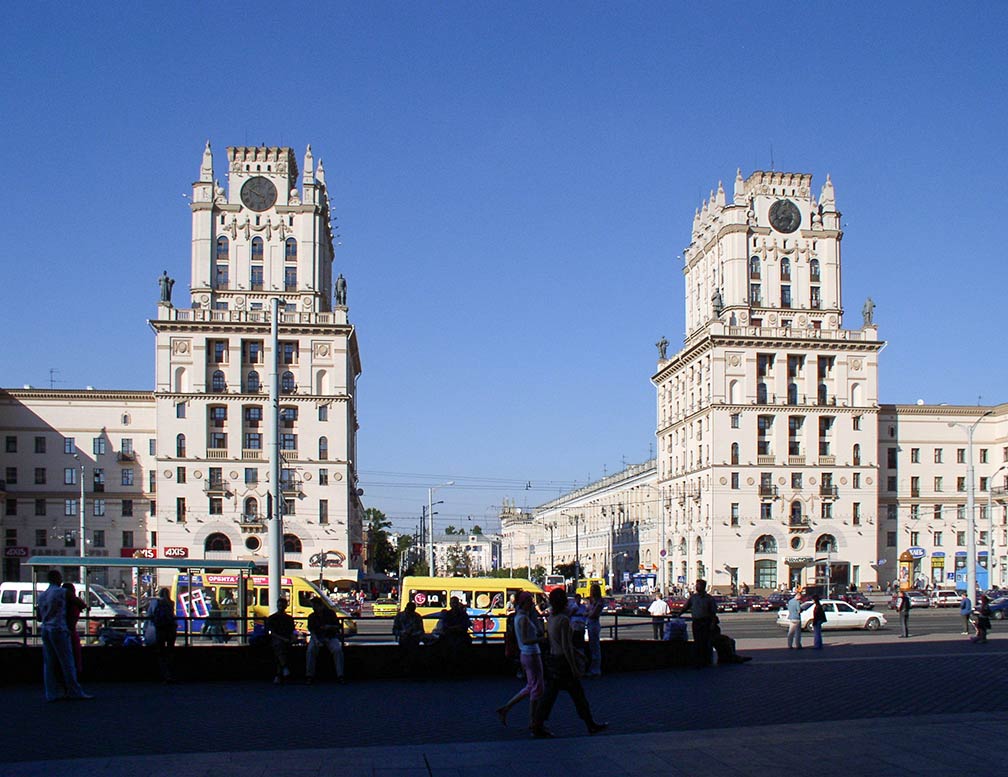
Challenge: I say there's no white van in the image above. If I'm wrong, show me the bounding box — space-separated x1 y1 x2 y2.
0 581 134 636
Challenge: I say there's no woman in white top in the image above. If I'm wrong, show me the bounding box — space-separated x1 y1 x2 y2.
495 592 545 731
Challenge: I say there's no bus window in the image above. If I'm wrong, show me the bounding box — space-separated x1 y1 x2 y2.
450 590 472 607
473 591 494 610
297 590 314 609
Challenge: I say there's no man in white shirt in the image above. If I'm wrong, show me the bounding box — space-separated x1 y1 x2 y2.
648 591 671 640
38 569 93 701
786 591 804 650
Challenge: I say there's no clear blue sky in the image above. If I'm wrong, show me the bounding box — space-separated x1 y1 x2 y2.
3 4 1006 535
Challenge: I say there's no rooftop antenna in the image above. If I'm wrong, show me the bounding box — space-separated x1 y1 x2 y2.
48 368 63 389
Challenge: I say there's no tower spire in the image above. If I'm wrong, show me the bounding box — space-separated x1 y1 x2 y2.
200 140 213 182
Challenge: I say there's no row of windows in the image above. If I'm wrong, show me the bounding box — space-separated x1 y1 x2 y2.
173 433 329 457
888 446 1003 466
213 265 298 291
3 466 137 487
24 528 136 549
749 256 821 282
208 340 298 364
6 497 138 518
886 475 1005 494
204 531 305 554
166 466 332 487
883 530 999 549
204 370 301 393
4 436 151 456
215 236 298 262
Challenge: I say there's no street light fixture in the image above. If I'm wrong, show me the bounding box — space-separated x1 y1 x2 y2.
948 410 992 600
72 453 85 584
428 481 454 575
545 522 556 573
988 464 1008 588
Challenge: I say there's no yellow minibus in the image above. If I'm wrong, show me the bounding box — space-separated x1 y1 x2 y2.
400 576 544 638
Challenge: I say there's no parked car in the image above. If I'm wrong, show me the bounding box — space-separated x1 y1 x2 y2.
930 590 962 608
370 598 399 618
837 592 874 610
766 592 792 611
888 590 930 609
617 594 652 615
601 596 620 615
988 597 1008 620
713 595 738 613
735 594 771 612
776 599 887 631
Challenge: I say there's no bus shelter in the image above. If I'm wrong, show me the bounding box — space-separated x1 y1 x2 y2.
26 556 256 645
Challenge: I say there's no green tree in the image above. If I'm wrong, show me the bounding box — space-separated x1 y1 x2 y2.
471 524 483 535
444 525 457 535
446 543 475 576
365 507 397 574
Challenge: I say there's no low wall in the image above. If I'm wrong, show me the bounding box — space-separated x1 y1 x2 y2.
0 638 695 685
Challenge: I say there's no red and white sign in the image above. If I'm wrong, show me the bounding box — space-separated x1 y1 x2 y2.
4 546 28 558
164 546 189 559
123 547 157 559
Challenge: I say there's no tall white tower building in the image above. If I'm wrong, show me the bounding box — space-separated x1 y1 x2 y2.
150 144 363 584
654 171 884 593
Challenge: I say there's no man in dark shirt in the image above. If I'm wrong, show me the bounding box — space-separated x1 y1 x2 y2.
675 579 717 667
306 597 345 684
265 598 296 684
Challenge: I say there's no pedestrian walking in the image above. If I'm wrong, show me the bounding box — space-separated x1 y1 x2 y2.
785 590 803 649
265 598 295 684
148 587 178 682
970 596 992 644
648 591 670 640
38 570 93 701
959 593 973 635
898 590 911 637
585 583 603 677
812 595 827 649
533 588 608 738
675 579 718 666
496 592 546 732
305 597 345 684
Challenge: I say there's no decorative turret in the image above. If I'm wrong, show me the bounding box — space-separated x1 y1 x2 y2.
733 168 746 205
303 145 314 185
316 158 326 186
200 141 214 183
820 174 836 210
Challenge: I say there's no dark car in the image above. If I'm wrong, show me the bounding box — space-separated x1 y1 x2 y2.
735 594 771 612
713 595 738 613
989 597 1008 620
620 594 653 615
838 592 874 610
766 592 792 611
601 596 620 615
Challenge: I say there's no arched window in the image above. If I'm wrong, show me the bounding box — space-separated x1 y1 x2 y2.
754 535 778 554
810 258 820 282
790 501 804 524
695 537 704 556
211 370 226 392
205 533 231 552
816 534 838 553
757 382 768 404
283 534 302 553
730 443 739 465
788 382 798 405
251 237 264 260
728 379 738 404
281 371 295 394
285 238 297 261
780 257 790 280
853 443 861 466
216 236 229 261
850 382 862 406
247 371 260 393
749 256 761 278
318 436 328 460
176 433 186 457
243 497 258 521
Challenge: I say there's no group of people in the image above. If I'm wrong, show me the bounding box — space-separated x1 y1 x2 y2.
264 596 346 685
495 587 608 738
37 569 93 701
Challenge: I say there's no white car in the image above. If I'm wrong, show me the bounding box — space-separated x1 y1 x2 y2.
776 599 887 631
930 590 961 608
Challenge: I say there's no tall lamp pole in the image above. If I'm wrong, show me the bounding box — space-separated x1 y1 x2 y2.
72 454 85 584
428 481 454 576
569 514 581 583
988 464 1007 588
546 523 555 573
949 411 992 600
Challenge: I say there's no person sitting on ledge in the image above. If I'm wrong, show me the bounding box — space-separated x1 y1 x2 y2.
710 615 752 664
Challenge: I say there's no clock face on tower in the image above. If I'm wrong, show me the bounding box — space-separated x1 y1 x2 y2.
240 176 278 211
768 199 801 233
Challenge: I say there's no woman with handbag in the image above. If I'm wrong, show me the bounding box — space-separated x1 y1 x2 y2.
531 588 608 738
812 596 827 650
971 595 992 644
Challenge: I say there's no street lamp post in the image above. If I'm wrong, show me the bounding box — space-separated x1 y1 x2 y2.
546 523 555 573
428 481 454 576
988 464 1007 588
72 454 85 584
949 411 992 600
569 514 581 583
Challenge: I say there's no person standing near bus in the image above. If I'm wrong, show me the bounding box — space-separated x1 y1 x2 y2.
63 582 87 675
306 597 345 684
149 588 178 683
38 570 92 701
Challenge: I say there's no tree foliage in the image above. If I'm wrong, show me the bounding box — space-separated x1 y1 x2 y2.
365 507 397 574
